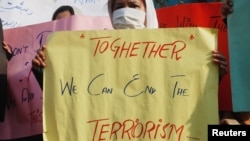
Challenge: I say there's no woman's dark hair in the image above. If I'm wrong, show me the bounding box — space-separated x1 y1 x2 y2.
108 0 146 13
52 5 75 20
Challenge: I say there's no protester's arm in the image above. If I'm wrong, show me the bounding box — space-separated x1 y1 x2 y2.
31 45 46 90
2 41 13 61
212 51 228 82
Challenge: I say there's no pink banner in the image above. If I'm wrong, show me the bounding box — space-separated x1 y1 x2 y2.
1 15 112 139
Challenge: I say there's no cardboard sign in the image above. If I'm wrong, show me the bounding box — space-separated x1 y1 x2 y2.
44 27 219 141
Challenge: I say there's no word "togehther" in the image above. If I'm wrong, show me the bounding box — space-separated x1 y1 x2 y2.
91 36 186 59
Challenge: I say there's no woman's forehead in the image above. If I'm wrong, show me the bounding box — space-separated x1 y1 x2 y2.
113 0 145 4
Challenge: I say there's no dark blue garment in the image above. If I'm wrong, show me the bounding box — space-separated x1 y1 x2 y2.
0 134 43 141
0 18 8 122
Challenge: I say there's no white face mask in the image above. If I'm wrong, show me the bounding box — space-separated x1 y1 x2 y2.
112 8 146 29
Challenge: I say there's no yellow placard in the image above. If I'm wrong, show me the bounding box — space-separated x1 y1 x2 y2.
43 27 218 141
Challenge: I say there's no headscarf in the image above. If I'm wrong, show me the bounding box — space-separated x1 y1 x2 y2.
107 0 159 28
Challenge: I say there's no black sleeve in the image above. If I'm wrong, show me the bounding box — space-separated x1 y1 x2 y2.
0 18 7 122
32 66 43 90
223 18 227 26
0 74 7 122
6 52 13 61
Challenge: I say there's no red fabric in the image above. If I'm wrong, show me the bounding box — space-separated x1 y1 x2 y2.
156 2 232 111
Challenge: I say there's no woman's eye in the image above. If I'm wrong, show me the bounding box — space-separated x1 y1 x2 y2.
129 4 140 8
114 5 124 10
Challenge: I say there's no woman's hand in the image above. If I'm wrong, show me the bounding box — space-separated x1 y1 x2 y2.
2 41 13 60
212 50 228 81
32 45 46 68
2 41 12 54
